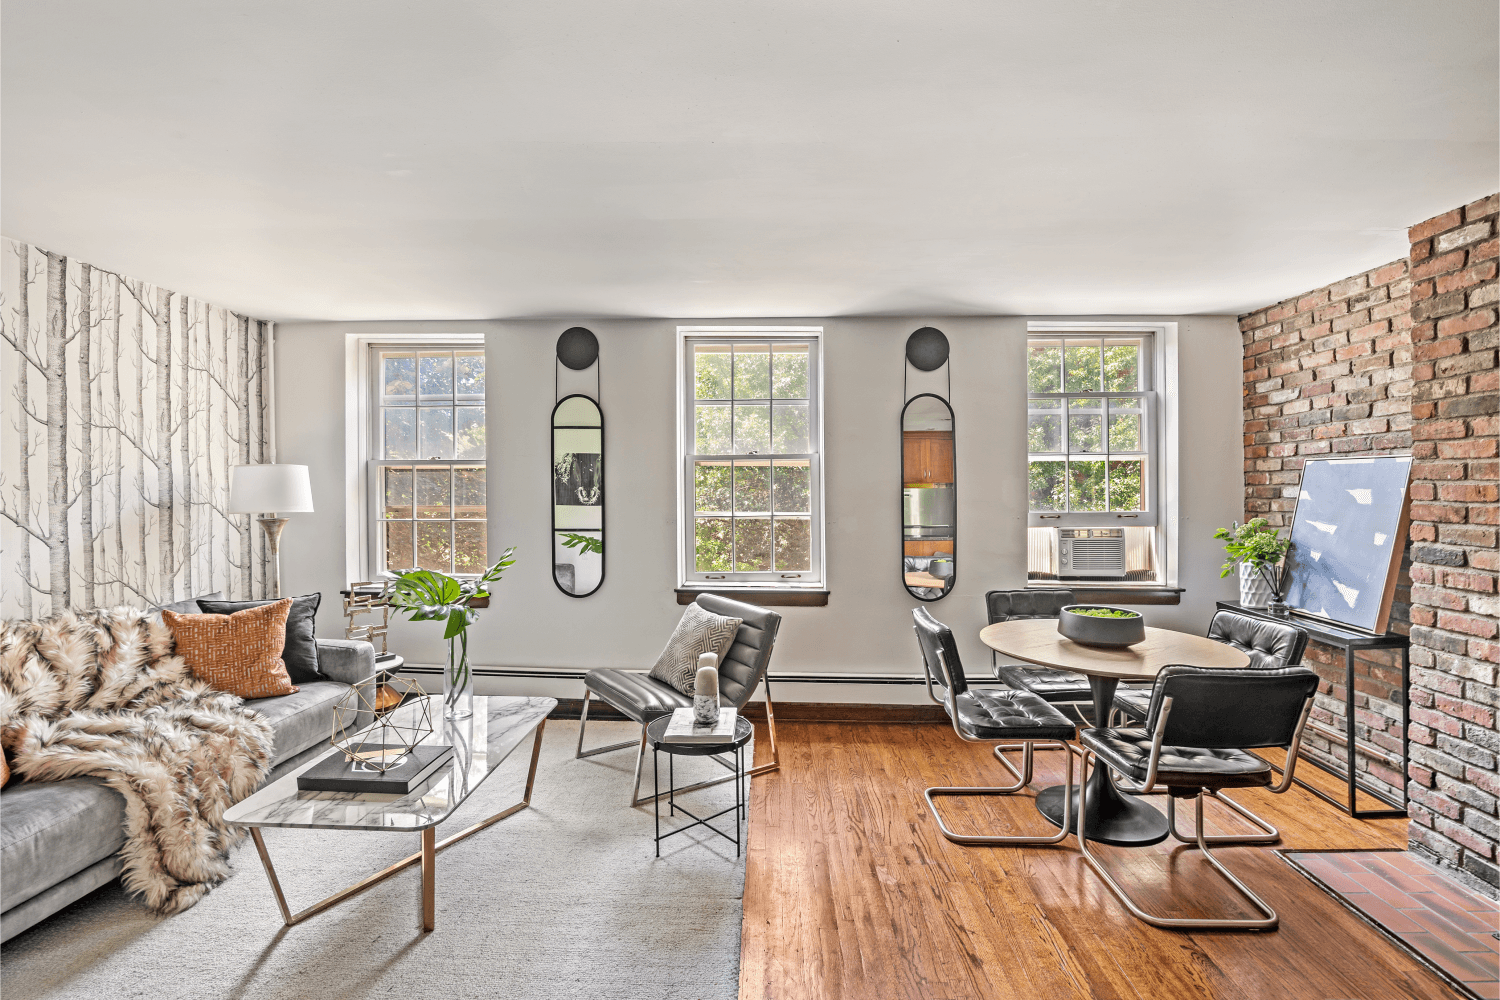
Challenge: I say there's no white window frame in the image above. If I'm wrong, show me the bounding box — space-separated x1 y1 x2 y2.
676 327 826 590
345 333 485 583
1025 322 1180 588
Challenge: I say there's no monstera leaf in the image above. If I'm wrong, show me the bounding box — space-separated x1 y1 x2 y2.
387 547 517 638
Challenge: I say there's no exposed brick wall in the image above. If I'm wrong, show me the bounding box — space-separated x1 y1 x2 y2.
1238 261 1415 803
1239 193 1499 896
1404 195 1499 893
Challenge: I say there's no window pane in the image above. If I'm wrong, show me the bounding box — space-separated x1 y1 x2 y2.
1069 460 1107 511
383 466 413 519
733 343 770 399
1108 399 1142 452
455 406 485 459
415 468 450 518
454 466 485 519
384 408 415 459
695 404 732 453
772 344 809 398
1067 398 1103 453
454 522 486 574
695 462 732 513
1027 341 1062 393
416 522 451 572
455 351 485 399
1109 459 1144 511
772 461 809 512
771 403 809 453
775 517 811 571
1028 460 1066 511
733 404 770 454
734 518 772 571
1028 403 1062 453
385 520 414 572
419 353 453 399
1064 339 1101 393
1103 341 1141 392
695 344 732 400
383 353 416 400
734 461 770 513
695 518 733 571
419 407 454 459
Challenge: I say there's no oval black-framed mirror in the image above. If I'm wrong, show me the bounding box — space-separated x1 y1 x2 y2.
552 393 604 597
901 392 955 601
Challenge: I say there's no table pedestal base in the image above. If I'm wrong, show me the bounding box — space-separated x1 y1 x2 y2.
1036 674 1168 847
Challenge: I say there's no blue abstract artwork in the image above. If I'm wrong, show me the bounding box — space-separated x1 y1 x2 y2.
1281 456 1412 634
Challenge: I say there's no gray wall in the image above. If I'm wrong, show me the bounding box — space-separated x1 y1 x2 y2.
274 315 1243 703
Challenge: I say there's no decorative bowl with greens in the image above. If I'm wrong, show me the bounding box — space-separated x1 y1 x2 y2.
1058 604 1145 647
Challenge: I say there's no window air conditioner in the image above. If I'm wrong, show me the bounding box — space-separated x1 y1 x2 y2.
1058 528 1126 578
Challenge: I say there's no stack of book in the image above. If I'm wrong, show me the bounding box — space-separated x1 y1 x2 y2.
662 707 738 744
298 744 454 794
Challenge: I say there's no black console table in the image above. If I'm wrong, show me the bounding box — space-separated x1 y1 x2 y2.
1216 601 1408 820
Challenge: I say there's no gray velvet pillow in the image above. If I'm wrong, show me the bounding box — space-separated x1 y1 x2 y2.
647 604 742 696
197 593 322 684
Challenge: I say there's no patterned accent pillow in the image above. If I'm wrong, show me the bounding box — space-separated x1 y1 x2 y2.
648 604 743 696
162 599 299 699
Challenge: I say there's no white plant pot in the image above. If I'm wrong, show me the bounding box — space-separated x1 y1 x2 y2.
1239 563 1275 608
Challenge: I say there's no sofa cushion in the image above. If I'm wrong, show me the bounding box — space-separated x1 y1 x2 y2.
198 594 323 684
164 601 299 699
1 777 127 910
246 681 353 766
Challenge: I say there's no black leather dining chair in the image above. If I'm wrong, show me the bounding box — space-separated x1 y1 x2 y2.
986 589 1093 721
912 607 1078 845
1077 664 1319 930
576 594 781 805
1112 611 1308 724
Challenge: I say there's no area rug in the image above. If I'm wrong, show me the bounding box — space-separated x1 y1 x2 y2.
1 720 748 1000
1281 849 1500 1000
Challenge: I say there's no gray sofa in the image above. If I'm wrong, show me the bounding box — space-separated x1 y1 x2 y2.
0 635 377 942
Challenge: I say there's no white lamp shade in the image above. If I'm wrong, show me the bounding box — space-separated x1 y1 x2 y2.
228 464 315 514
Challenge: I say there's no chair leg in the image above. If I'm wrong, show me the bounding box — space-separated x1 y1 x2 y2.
1167 790 1280 845
575 688 642 759
1077 753 1278 931
924 740 1074 845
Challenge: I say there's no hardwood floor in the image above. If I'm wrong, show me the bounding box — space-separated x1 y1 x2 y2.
739 721 1465 1000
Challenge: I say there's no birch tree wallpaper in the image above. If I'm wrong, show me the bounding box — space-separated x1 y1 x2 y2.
1 239 274 618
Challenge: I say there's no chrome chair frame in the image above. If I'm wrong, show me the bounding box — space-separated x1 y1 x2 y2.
1077 693 1315 931
574 676 780 807
919 631 1074 845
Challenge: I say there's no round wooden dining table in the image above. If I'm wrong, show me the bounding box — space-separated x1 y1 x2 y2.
979 618 1250 846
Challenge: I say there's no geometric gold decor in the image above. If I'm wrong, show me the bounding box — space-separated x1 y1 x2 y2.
330 677 433 772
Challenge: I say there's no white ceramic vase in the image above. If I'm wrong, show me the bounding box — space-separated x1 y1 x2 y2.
1239 562 1275 608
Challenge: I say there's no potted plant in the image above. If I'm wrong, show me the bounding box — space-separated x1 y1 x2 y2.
1058 605 1146 647
386 548 517 719
1213 519 1289 610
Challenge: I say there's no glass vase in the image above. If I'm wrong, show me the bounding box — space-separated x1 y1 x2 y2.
444 631 474 720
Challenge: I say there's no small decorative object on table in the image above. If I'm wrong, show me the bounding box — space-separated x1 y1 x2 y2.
1058 605 1146 647
693 652 720 726
665 706 738 744
1213 518 1290 610
300 688 451 793
385 548 518 720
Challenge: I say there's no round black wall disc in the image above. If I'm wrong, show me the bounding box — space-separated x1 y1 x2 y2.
906 327 949 371
557 327 599 370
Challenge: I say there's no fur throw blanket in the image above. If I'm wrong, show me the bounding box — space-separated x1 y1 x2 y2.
0 608 274 914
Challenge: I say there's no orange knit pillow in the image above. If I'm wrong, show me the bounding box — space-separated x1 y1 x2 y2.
163 599 299 699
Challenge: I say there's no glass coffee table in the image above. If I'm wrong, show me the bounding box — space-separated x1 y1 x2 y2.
225 694 555 932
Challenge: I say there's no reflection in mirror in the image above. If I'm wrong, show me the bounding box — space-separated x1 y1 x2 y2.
902 393 955 601
553 395 604 597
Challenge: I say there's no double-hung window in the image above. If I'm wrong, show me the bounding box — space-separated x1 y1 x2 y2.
1026 331 1160 581
369 346 487 576
679 329 824 588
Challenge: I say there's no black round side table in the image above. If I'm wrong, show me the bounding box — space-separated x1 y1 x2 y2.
645 714 753 858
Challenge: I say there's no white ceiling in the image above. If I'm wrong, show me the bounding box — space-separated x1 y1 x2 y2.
3 1 1496 322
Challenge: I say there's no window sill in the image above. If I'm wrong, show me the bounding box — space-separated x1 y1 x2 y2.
676 587 829 607
1025 583 1182 606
